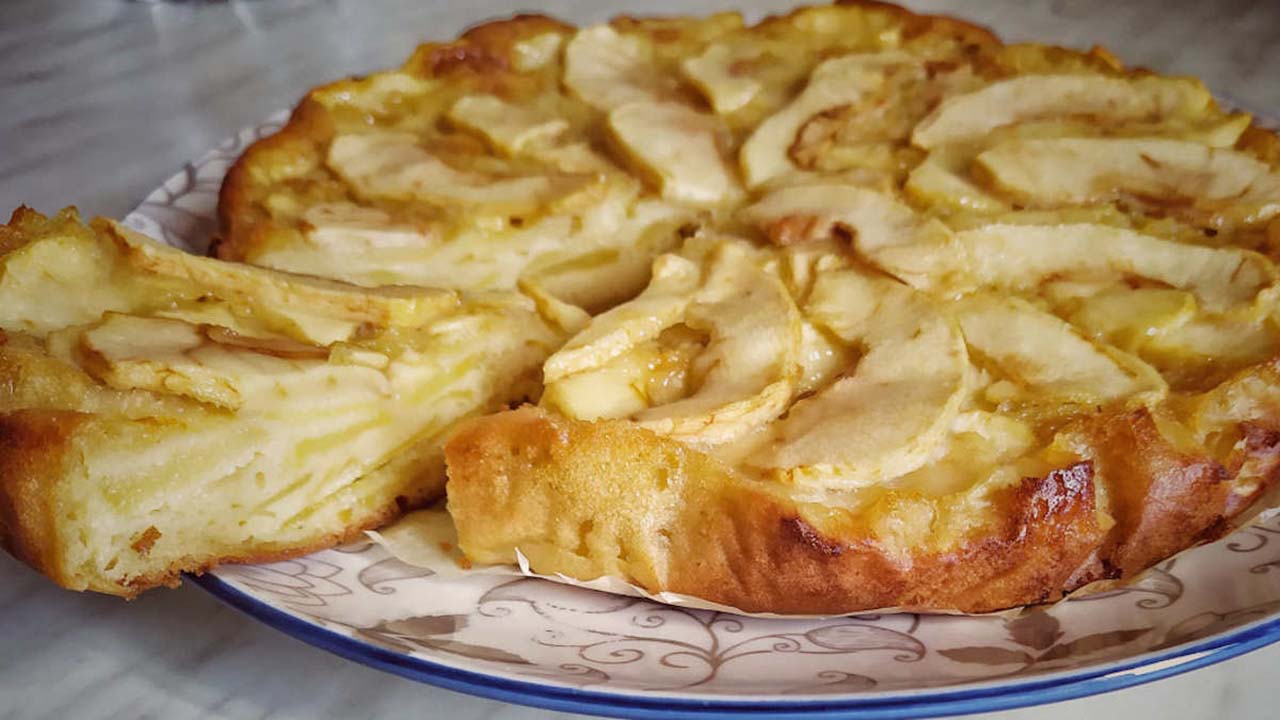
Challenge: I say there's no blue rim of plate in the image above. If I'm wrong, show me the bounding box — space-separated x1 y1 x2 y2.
194 572 1280 719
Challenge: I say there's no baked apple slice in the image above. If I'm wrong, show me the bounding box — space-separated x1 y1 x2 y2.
912 74 1217 149
739 53 918 187
541 239 802 446
974 137 1280 224
751 268 970 493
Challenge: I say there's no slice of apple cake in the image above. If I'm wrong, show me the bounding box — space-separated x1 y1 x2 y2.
0 207 577 596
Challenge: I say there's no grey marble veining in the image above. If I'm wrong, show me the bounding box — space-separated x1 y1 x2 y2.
1 1 1278 719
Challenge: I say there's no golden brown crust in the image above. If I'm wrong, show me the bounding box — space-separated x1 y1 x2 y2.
686 463 1105 614
215 96 335 261
446 403 1280 614
0 410 84 587
834 0 1000 49
408 13 573 78
446 407 1115 613
1085 409 1237 577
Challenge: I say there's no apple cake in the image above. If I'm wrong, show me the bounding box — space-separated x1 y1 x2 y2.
5 0 1279 611
430 3 1280 613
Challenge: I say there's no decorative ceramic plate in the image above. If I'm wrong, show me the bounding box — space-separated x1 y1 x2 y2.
124 112 1280 720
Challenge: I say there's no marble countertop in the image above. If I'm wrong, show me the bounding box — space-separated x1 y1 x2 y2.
1 1 1278 718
